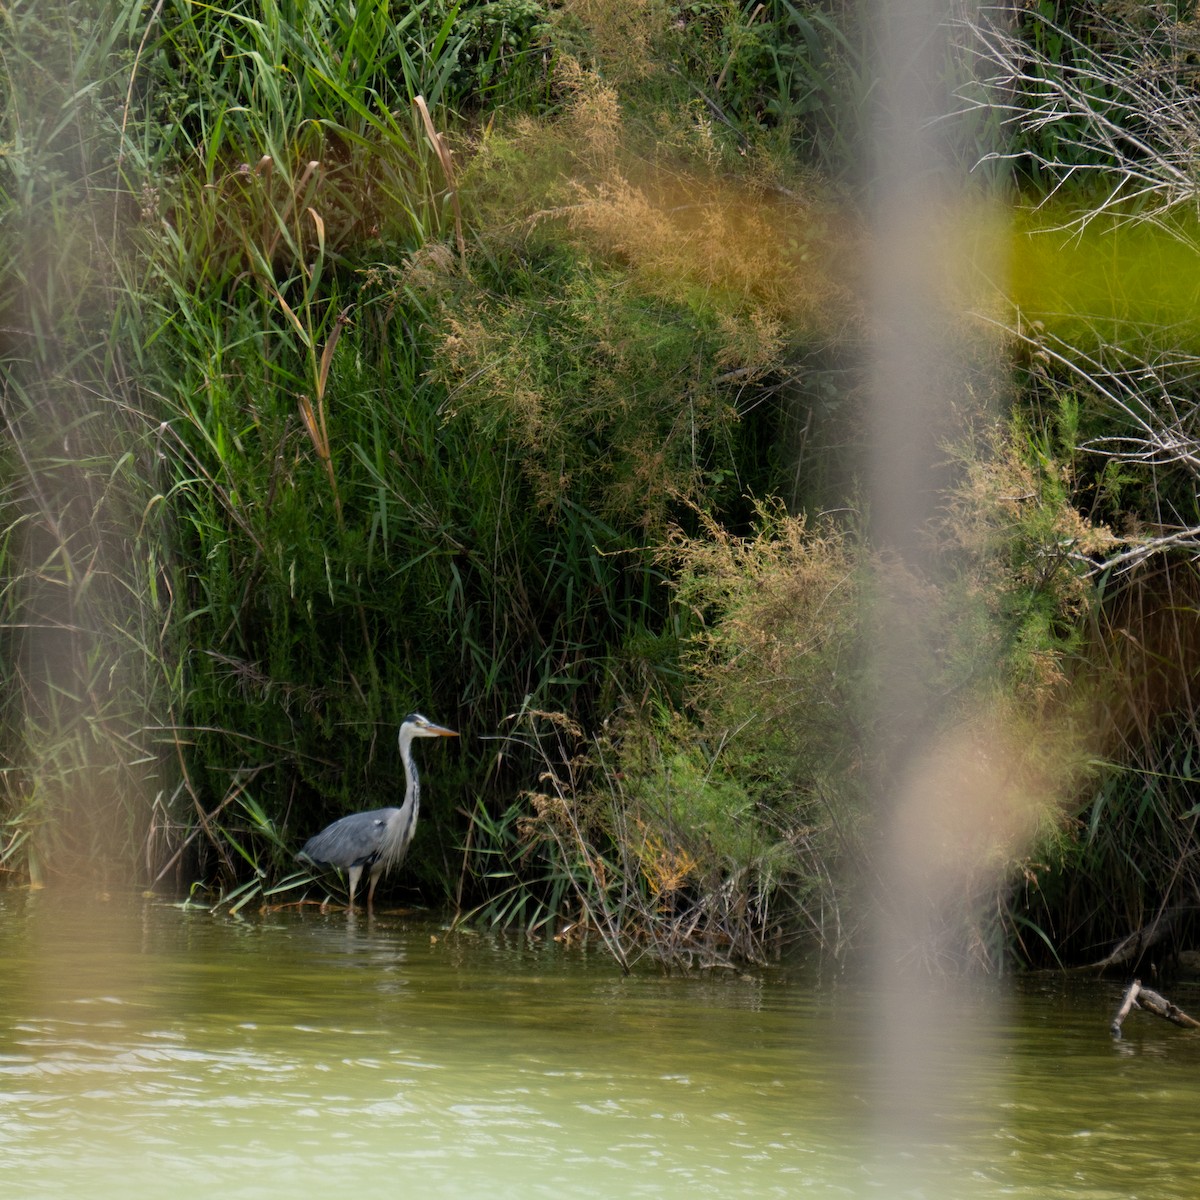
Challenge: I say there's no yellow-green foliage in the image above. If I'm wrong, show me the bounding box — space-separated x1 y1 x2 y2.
612 711 759 865
613 505 867 881
943 402 1115 706
428 244 746 531
669 502 861 772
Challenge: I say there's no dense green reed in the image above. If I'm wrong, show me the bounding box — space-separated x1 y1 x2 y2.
0 0 532 890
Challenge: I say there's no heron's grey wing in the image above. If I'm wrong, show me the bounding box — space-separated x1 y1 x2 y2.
301 810 390 869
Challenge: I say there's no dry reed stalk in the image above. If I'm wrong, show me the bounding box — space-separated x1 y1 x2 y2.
295 308 352 525
414 95 466 264
298 388 342 526
265 158 321 263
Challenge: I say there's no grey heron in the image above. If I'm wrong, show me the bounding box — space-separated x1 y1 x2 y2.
299 712 458 909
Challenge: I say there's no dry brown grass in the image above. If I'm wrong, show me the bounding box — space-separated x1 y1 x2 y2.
554 0 661 84
461 55 861 343
562 169 857 333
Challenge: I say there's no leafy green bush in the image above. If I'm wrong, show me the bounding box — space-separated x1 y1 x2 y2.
418 0 553 106
657 1 867 176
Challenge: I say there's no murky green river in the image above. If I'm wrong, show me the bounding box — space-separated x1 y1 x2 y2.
2 890 1199 1198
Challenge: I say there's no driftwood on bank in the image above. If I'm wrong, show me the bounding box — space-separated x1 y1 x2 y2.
1075 906 1186 974
1110 980 1200 1039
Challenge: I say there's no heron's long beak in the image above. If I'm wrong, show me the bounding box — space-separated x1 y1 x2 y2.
429 723 459 737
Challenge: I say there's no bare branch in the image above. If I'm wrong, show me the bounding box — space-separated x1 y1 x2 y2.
957 6 1200 232
984 315 1200 576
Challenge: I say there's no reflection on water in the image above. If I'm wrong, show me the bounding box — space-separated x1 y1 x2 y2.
2 891 1200 1198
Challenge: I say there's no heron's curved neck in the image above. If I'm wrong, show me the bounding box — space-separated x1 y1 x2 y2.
399 732 421 814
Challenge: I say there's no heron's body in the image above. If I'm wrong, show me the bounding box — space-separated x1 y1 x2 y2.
299 713 458 909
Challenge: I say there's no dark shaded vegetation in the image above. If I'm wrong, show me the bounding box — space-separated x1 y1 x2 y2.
5 0 1200 975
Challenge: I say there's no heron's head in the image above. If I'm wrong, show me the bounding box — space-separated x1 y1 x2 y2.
401 712 459 740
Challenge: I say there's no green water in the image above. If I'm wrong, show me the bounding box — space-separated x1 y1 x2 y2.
2 891 1199 1198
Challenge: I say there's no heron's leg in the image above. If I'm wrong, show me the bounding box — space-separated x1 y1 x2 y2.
347 864 363 908
367 866 383 911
